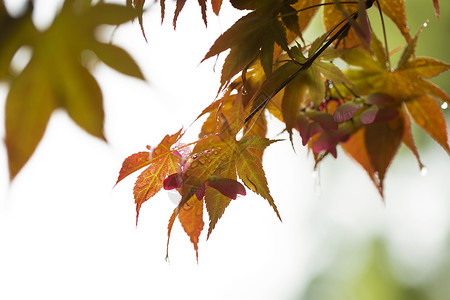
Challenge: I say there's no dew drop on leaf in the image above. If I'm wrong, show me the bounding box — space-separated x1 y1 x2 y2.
441 102 448 110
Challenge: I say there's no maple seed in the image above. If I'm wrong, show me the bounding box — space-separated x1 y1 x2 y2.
206 176 246 200
163 173 183 190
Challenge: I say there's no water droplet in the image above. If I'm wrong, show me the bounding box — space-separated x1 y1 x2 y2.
423 21 428 27
190 161 199 168
441 102 448 110
420 167 428 177
311 169 321 195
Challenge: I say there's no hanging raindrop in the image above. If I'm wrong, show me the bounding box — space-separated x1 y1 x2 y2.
420 167 428 177
311 169 321 195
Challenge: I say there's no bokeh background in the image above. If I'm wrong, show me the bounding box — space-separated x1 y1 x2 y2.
1 1 449 299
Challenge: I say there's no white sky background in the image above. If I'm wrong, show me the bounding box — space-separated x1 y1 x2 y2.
1 1 450 299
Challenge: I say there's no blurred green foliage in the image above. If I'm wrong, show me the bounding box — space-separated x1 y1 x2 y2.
299 237 450 300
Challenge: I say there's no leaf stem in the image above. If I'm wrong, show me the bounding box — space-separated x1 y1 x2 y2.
375 0 390 69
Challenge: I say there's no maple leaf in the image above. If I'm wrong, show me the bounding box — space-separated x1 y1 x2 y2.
404 95 450 155
236 136 281 220
323 0 410 49
116 151 151 185
342 28 450 105
212 0 223 15
202 8 289 89
247 43 351 142
177 133 236 211
131 130 184 223
433 0 440 20
178 196 204 261
336 29 449 195
165 99 279 243
160 0 211 28
204 161 239 239
127 0 147 42
2 1 143 180
113 0 449 261
401 110 424 170
340 115 404 198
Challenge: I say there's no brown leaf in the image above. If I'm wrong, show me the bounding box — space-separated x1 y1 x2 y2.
202 12 288 88
132 0 147 42
433 0 440 20
211 0 223 15
5 61 56 179
364 114 404 196
173 0 187 28
341 128 380 195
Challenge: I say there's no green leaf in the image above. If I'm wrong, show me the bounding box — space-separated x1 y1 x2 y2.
205 160 236 239
364 115 404 196
5 61 56 179
237 138 281 221
92 42 145 80
179 135 235 211
0 7 36 81
282 72 308 141
59 63 105 139
2 1 141 179
315 61 353 87
202 12 288 88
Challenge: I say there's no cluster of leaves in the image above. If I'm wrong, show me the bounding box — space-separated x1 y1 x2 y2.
1 0 447 260
0 0 144 179
118 0 449 260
